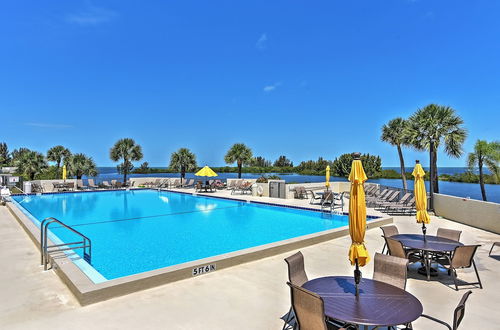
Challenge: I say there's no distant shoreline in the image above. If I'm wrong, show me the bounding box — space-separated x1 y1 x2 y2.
120 166 498 185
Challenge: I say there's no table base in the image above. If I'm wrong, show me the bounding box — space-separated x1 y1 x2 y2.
418 266 438 277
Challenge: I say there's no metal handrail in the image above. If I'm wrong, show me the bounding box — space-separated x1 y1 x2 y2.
40 217 92 270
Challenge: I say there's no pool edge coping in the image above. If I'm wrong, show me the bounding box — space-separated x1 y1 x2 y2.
6 192 393 306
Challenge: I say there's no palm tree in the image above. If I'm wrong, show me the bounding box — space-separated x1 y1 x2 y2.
406 104 467 201
381 118 409 190
169 148 197 180
15 150 48 180
110 138 143 183
64 153 98 180
0 142 10 166
47 145 71 171
467 140 500 201
224 143 253 178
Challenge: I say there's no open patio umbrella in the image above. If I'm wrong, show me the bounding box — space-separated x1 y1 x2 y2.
325 165 331 190
412 160 430 239
348 152 370 296
62 165 67 182
195 165 218 185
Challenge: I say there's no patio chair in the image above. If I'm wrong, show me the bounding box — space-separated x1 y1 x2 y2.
101 181 112 189
489 242 500 256
150 179 161 188
437 228 462 242
114 181 123 188
380 225 399 254
332 192 345 211
87 179 98 189
208 181 217 192
385 237 421 265
282 251 309 330
184 179 195 188
377 192 411 211
373 252 408 290
366 189 391 207
77 179 88 190
434 245 482 291
32 183 44 193
373 190 400 209
227 180 237 191
286 282 348 330
321 191 334 211
195 181 203 192
241 181 253 194
309 190 322 205
294 186 307 199
214 180 224 189
386 196 415 215
285 251 309 287
364 185 377 196
420 290 472 330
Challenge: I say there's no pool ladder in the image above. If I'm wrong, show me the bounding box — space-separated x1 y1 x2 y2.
40 217 92 271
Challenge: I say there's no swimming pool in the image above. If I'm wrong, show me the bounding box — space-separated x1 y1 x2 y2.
12 190 366 282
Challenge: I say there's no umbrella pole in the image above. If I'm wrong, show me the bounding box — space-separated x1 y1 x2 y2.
354 258 361 297
422 223 427 241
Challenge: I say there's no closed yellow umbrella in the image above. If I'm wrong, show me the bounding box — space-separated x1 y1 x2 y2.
62 165 67 181
348 153 369 296
325 165 330 190
412 160 430 237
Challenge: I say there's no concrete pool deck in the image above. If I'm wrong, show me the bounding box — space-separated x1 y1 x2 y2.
1 191 499 329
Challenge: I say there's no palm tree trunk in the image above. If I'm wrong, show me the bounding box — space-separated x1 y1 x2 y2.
432 148 439 193
428 141 435 210
237 162 242 179
479 159 487 201
397 145 407 191
123 160 127 184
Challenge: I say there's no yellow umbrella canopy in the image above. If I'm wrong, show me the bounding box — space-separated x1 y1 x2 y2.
62 165 67 181
348 153 369 296
325 165 331 189
412 161 430 235
195 166 218 177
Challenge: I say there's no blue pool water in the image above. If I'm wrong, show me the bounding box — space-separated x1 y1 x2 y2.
12 190 353 281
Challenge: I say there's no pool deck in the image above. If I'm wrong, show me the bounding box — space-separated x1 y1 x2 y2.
1 189 499 329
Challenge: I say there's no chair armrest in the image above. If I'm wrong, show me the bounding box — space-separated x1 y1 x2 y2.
420 314 452 330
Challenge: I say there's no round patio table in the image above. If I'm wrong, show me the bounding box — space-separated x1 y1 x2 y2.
392 234 463 280
302 276 423 328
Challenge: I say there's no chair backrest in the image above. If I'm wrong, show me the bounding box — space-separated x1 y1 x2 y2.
377 189 389 198
398 193 412 204
88 178 95 186
453 290 472 330
373 252 408 290
323 191 333 202
380 225 399 238
385 237 407 259
385 190 400 202
284 251 308 286
334 192 345 201
437 228 462 242
287 282 328 330
451 245 480 269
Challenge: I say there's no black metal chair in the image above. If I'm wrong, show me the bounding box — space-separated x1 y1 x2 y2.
420 291 473 329
489 242 500 256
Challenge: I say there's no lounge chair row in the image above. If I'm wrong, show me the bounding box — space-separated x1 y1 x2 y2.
228 180 253 195
365 185 416 215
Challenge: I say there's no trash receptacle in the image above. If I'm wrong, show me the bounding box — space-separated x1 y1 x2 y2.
23 181 32 194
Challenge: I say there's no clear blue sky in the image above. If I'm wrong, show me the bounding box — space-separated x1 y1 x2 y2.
1 1 499 167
